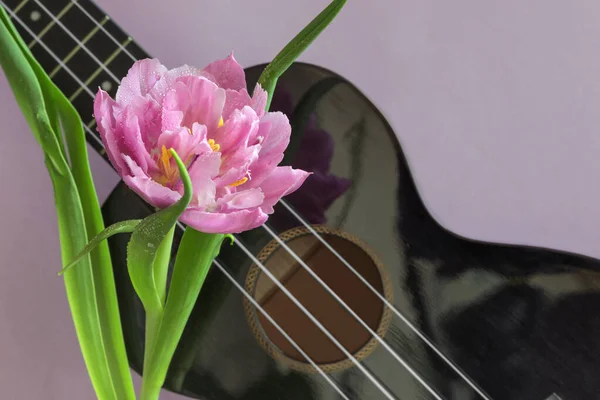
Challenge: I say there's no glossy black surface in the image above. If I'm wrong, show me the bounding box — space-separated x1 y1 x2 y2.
5 0 599 397
101 63 600 400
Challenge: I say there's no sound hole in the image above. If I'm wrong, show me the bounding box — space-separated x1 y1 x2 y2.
245 226 392 372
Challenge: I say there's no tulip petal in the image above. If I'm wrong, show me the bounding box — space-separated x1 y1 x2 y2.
222 88 252 121
122 154 180 209
127 96 163 155
150 64 201 101
221 83 269 121
178 76 225 133
95 57 310 235
116 58 168 103
218 188 265 211
202 52 246 91
115 105 154 174
94 90 127 174
259 166 311 214
181 207 268 234
246 112 291 187
250 83 268 118
212 106 259 154
215 144 260 187
182 152 220 208
157 124 211 165
161 81 189 131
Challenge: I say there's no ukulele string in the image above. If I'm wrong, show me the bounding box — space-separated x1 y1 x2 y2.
2 4 399 399
217 257 354 400
12 2 451 398
215 261 352 400
0 5 365 399
9 1 471 398
278 201 492 400
257 224 444 400
198 223 398 400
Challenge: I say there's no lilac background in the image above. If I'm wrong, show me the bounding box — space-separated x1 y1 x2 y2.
1 0 600 398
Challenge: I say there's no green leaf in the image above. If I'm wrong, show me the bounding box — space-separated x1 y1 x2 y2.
124 149 192 396
56 76 137 400
0 9 66 173
140 230 233 400
257 0 347 110
126 149 192 314
0 7 135 399
153 225 175 306
54 67 136 400
58 220 142 275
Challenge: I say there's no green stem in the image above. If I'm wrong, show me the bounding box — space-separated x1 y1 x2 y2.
153 225 175 306
142 308 163 398
140 229 228 400
139 373 162 400
257 0 347 110
140 226 174 398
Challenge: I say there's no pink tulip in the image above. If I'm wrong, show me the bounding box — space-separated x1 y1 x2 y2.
94 54 309 233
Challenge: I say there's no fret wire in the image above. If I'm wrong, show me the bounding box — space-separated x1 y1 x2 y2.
49 16 109 78
69 37 133 102
71 1 137 63
6 1 402 398
12 0 27 13
5 2 471 397
26 2 73 49
22 6 426 395
52 47 404 390
6 6 425 399
24 35 59 72
31 0 120 83
1 0 94 98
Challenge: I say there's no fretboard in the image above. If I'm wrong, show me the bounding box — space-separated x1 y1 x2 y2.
1 0 148 161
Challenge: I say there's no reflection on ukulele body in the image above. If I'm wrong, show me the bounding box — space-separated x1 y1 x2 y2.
2 0 599 398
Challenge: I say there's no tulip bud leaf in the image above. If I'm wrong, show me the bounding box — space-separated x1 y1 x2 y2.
58 220 142 275
126 149 192 313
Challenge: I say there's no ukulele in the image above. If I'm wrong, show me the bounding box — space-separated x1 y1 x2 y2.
2 1 599 399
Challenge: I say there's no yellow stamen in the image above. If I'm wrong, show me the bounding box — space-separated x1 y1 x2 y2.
218 117 224 128
188 128 193 135
208 139 220 152
159 145 177 182
160 145 171 171
229 176 248 187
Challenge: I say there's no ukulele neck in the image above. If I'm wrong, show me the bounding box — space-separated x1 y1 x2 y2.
2 0 148 160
